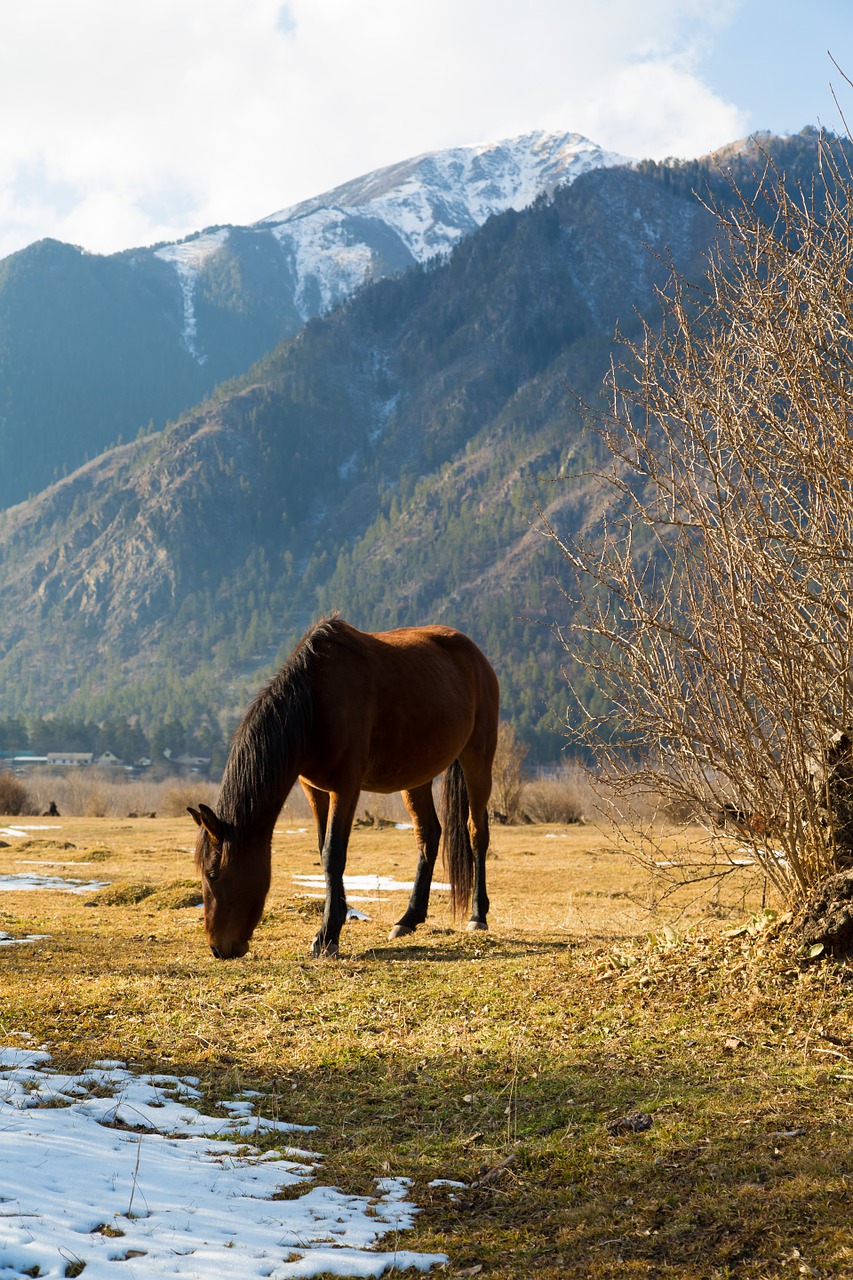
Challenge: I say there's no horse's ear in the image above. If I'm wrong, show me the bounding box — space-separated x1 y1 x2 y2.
188 807 202 827
197 802 225 845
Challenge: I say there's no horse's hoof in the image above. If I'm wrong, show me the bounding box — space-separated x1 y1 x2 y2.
466 920 489 932
389 923 415 939
310 939 340 959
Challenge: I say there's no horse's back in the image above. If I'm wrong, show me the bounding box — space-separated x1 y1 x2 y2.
361 623 498 722
304 620 498 793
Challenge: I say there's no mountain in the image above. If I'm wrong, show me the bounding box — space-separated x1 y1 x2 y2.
0 131 626 509
0 129 833 759
0 155 719 755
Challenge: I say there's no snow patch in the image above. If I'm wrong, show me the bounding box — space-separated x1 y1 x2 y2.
0 825 62 837
293 874 451 893
0 873 110 893
270 208 377 321
0 1049 447 1279
155 229 229 363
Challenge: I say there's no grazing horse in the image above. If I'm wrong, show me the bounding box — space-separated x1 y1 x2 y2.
189 618 499 959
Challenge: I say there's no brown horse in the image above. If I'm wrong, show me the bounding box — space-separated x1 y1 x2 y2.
189 618 499 959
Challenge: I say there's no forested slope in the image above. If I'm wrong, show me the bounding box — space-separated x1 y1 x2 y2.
0 131 835 758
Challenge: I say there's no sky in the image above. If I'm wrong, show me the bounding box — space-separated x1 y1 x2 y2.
0 0 851 261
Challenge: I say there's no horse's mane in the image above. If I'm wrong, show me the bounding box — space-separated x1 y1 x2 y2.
217 617 345 830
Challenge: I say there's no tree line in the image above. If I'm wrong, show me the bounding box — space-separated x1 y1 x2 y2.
0 713 228 768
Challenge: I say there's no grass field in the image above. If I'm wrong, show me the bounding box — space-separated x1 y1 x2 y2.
1 813 852 1278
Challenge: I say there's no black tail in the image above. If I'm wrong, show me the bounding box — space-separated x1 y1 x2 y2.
441 759 473 919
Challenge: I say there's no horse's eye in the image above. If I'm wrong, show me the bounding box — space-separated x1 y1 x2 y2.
203 846 222 882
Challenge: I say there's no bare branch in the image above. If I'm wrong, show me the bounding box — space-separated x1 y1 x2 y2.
549 132 853 904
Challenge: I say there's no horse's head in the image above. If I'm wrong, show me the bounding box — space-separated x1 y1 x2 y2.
188 804 271 959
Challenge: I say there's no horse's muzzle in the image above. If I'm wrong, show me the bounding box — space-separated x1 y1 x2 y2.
210 940 249 960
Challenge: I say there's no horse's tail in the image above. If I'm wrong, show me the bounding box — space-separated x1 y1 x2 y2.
441 759 473 919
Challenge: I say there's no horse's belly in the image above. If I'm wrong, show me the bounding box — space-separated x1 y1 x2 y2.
360 764 436 794
302 741 464 796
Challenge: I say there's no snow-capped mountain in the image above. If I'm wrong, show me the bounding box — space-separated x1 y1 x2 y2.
157 131 629 358
258 131 628 310
0 129 628 508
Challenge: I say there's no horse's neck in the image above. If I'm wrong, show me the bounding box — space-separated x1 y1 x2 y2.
219 751 301 837
220 666 313 835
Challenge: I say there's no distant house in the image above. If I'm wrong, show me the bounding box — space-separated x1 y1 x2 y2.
46 752 94 767
96 752 124 768
171 754 212 771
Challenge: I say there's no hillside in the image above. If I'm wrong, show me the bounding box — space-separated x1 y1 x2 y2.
0 131 623 510
0 157 720 755
0 129 838 760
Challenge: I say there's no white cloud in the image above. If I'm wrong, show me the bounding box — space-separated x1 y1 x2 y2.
0 0 761 259
571 60 746 160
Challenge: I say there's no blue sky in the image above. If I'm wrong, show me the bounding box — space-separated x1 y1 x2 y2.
701 0 851 137
0 0 849 260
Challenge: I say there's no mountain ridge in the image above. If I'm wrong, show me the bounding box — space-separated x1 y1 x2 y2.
0 158 721 753
0 130 625 509
0 127 835 757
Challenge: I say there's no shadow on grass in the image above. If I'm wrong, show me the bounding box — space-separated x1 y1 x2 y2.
371 938 579 963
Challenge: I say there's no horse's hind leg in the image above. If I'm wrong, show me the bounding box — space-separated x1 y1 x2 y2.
389 783 441 940
460 755 493 932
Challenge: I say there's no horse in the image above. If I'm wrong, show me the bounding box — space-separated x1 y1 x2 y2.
189 617 499 959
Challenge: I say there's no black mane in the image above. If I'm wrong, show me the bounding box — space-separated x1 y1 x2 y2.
217 618 344 830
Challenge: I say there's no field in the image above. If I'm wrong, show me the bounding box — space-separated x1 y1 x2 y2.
1 813 852 1278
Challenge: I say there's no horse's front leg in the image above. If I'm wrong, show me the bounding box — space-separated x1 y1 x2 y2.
301 778 330 848
312 789 358 958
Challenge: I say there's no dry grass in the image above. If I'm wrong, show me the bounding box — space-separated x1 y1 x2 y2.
1 813 852 1277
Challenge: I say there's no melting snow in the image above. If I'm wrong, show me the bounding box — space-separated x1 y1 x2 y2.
293 875 450 893
0 1048 447 1278
0 874 109 894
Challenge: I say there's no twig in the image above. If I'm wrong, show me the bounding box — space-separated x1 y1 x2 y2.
126 1135 143 1218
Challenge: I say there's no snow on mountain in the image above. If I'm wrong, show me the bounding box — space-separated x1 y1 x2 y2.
154 229 229 363
260 130 629 321
264 130 628 241
154 130 630 358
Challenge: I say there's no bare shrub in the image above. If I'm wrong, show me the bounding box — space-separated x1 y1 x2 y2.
522 764 591 825
0 772 34 816
491 721 528 822
162 782 219 818
23 768 216 818
38 771 110 818
545 133 853 904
